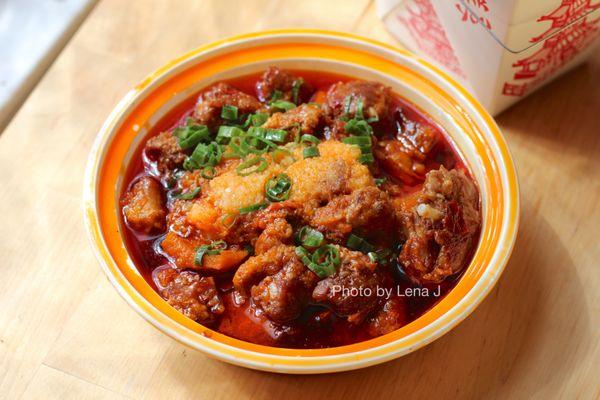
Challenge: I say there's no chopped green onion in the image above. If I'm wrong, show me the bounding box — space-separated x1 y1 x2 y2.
270 100 296 112
307 245 340 278
303 146 320 159
216 126 244 144
355 97 364 119
236 155 268 176
344 119 373 136
358 153 374 164
374 177 386 186
194 240 227 266
270 90 283 102
292 79 303 104
300 134 320 145
295 226 324 248
342 136 372 146
265 173 292 202
183 141 222 173
264 129 288 143
359 145 372 155
173 187 200 200
367 252 378 263
251 112 269 126
221 105 238 120
173 122 211 150
220 213 237 229
239 202 268 214
346 234 375 253
295 246 313 266
343 95 354 115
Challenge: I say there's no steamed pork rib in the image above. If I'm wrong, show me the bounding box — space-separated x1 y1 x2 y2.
399 167 480 284
119 66 481 348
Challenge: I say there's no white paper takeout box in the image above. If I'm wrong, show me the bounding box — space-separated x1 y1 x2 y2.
377 0 600 115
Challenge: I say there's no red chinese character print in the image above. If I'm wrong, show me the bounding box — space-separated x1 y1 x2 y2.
399 0 466 77
503 0 600 96
455 0 492 29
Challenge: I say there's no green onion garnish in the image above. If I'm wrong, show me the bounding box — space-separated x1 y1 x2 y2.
292 79 303 104
270 90 283 102
374 177 386 186
358 153 374 165
194 240 227 266
355 98 364 119
265 173 292 202
343 95 354 115
300 134 320 145
346 234 375 253
172 120 211 150
216 126 244 144
342 136 372 146
295 246 313 266
239 202 268 214
251 112 269 127
236 155 268 176
295 226 324 248
173 187 200 200
306 245 340 278
303 146 320 159
221 105 238 120
183 141 223 176
344 119 373 136
264 129 288 143
367 252 378 263
270 100 296 112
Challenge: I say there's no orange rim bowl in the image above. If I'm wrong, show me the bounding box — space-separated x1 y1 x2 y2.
83 29 520 374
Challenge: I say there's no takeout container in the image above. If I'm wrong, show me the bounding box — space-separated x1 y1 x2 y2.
83 30 519 373
377 0 600 115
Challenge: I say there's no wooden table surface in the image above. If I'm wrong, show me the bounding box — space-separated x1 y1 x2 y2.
1 1 598 398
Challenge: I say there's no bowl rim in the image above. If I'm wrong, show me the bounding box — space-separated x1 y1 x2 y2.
83 29 519 373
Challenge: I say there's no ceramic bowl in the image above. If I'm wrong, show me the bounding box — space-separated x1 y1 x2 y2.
83 29 519 374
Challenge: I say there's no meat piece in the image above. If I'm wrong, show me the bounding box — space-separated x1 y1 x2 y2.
233 245 318 323
254 218 293 254
326 80 391 120
251 257 316 323
145 131 187 174
396 114 439 162
374 139 426 185
367 297 407 337
156 269 224 324
160 232 247 272
400 167 480 284
309 186 393 242
262 103 324 136
194 83 261 130
255 67 313 103
312 247 381 323
121 176 166 233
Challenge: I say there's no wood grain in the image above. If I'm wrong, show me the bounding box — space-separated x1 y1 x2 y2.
0 0 598 398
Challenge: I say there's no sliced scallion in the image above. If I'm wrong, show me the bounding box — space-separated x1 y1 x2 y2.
265 173 292 202
173 187 200 200
303 146 320 159
236 155 268 176
194 240 227 266
295 226 324 248
239 202 268 214
221 105 238 120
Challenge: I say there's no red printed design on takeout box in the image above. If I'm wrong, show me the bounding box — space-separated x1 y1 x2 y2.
455 0 492 30
399 0 466 77
503 0 600 97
